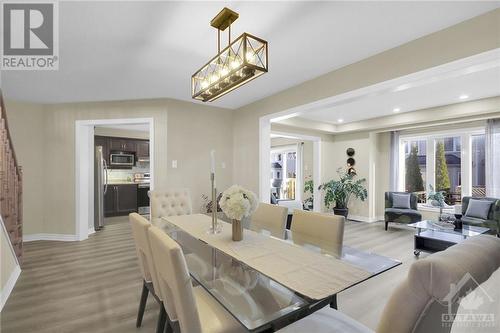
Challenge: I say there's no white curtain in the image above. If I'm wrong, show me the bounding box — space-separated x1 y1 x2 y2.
389 131 400 191
295 142 304 201
485 118 500 197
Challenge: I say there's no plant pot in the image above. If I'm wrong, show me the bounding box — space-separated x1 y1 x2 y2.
333 207 348 218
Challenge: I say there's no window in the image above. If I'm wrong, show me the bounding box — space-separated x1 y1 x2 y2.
399 128 485 205
435 136 461 205
403 140 426 198
270 147 297 200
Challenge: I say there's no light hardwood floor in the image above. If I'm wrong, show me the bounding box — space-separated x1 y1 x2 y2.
1 217 420 332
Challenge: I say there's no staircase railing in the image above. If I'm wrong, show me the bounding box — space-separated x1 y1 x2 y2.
0 90 23 264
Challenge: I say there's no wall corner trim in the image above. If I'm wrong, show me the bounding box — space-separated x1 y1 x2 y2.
0 265 21 311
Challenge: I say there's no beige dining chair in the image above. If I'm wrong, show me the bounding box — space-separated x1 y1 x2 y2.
149 189 192 227
249 203 288 237
129 213 175 333
290 210 345 256
148 225 247 333
278 234 500 333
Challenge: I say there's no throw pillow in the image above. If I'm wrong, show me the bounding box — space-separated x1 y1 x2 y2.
392 193 411 209
465 199 492 220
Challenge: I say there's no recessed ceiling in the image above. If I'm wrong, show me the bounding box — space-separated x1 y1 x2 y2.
2 1 499 108
294 65 500 125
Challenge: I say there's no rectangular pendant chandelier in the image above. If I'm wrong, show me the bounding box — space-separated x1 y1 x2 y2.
192 8 268 102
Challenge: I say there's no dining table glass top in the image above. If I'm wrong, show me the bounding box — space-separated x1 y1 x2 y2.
159 217 400 332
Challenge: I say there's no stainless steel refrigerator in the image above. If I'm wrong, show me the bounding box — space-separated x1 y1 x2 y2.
94 146 108 230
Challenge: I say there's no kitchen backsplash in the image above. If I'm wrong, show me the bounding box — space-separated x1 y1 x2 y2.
107 165 150 181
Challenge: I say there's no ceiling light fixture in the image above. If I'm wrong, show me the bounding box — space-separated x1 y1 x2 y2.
337 118 344 123
459 94 469 100
393 108 400 113
192 7 268 102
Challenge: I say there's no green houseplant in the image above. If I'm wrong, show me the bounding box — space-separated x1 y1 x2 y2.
319 167 368 217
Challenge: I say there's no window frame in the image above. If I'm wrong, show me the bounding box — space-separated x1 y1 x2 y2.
398 127 485 203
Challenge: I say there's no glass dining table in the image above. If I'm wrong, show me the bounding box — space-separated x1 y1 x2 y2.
159 218 401 332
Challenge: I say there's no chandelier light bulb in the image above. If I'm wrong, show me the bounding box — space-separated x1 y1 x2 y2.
210 74 219 83
220 67 229 77
201 81 209 89
245 51 254 62
230 59 241 69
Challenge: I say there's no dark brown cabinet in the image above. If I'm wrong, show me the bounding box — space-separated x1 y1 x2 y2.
136 140 149 159
104 184 138 217
95 136 149 169
109 139 136 152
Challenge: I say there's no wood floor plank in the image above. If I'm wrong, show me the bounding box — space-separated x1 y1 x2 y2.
1 217 419 332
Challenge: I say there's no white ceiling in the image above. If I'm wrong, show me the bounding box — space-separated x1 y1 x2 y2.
295 65 500 125
2 1 499 109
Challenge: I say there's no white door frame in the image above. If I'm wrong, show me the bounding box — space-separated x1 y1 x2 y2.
260 116 322 212
75 117 154 241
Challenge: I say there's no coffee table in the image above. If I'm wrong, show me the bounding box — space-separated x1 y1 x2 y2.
407 220 490 257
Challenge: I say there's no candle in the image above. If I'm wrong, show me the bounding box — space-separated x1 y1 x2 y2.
210 150 216 174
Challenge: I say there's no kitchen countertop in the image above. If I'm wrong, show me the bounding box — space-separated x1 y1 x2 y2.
107 180 150 185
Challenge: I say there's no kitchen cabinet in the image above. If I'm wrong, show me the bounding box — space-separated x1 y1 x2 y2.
104 184 138 217
109 138 136 152
136 140 149 159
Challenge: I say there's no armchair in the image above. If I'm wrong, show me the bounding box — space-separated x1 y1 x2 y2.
384 192 422 230
461 196 500 236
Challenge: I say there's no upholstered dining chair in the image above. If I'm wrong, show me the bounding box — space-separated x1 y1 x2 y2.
249 203 288 237
147 225 247 333
149 189 192 227
278 234 500 333
290 210 345 257
129 213 171 333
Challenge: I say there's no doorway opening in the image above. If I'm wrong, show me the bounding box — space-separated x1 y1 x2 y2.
75 118 154 241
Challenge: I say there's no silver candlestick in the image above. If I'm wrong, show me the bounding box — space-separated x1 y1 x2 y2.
208 172 222 234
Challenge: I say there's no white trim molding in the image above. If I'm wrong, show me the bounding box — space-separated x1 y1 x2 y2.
75 117 154 241
348 215 383 223
24 234 79 242
0 265 21 311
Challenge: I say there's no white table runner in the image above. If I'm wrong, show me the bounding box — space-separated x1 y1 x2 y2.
162 214 371 300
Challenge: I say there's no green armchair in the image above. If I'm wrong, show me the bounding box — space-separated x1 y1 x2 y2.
461 196 500 236
384 192 422 230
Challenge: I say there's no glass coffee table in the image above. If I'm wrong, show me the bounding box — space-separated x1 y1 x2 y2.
408 220 490 257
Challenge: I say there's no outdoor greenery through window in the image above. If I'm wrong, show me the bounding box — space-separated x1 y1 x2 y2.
404 139 426 202
400 129 486 205
434 137 461 205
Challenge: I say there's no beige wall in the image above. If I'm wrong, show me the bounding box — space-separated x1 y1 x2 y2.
6 102 45 234
1 223 18 296
5 99 232 235
232 9 500 196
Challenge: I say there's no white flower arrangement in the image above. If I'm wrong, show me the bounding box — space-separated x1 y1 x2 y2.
219 185 258 221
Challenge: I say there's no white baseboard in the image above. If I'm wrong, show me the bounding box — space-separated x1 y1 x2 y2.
88 227 95 235
348 215 384 223
1 265 21 311
23 233 78 242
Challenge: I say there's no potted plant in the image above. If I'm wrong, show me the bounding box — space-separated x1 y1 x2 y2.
303 177 314 210
427 184 446 220
319 167 368 217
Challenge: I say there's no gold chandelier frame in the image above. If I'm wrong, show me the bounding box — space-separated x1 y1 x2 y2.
192 8 268 102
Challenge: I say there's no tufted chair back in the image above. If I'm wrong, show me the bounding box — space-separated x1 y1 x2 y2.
150 189 193 219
